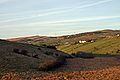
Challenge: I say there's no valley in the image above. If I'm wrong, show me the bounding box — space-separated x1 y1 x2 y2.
0 30 120 80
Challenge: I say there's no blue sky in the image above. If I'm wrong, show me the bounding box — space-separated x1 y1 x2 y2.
0 0 120 39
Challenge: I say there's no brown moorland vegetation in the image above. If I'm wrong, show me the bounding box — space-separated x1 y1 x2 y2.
0 39 68 77
1 30 120 80
1 57 120 80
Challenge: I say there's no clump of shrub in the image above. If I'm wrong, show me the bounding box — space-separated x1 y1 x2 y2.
32 54 39 59
54 53 59 57
13 49 29 56
38 47 41 50
44 51 53 55
94 47 99 50
20 50 28 56
46 45 57 49
39 56 66 71
72 52 94 59
13 48 40 59
13 48 20 53
116 49 120 53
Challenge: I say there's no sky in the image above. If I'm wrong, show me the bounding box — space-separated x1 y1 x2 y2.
0 0 120 39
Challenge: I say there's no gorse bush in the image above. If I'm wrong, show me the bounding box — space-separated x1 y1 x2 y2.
20 49 28 56
116 49 120 53
32 54 39 59
72 52 94 59
39 56 66 71
44 51 53 55
56 56 66 65
38 47 41 50
13 49 29 56
46 46 57 49
13 48 20 53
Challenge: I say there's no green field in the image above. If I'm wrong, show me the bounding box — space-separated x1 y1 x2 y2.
8 30 120 55
57 37 120 55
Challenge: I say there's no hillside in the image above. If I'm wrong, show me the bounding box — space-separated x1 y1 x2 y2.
0 39 70 75
1 30 120 80
8 29 120 55
8 30 120 46
58 36 120 54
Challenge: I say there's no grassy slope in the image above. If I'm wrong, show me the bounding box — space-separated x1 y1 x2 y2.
57 36 120 54
8 30 120 55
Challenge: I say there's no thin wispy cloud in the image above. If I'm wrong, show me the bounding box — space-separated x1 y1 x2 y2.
75 0 113 9
0 0 113 23
0 0 87 16
0 7 68 16
1 15 120 27
0 0 9 4
0 0 120 39
0 0 14 4
27 16 120 25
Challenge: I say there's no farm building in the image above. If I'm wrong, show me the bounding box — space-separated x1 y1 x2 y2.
79 40 95 43
79 40 87 43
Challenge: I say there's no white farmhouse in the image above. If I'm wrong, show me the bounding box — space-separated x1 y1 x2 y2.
79 40 87 43
117 34 120 37
79 39 95 43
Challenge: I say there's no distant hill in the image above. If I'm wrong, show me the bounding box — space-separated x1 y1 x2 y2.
7 29 120 54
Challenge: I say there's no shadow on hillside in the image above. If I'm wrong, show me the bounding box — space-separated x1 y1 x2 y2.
54 51 120 72
38 56 66 71
10 46 120 72
71 51 120 58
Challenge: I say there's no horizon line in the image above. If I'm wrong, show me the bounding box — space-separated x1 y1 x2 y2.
2 28 119 39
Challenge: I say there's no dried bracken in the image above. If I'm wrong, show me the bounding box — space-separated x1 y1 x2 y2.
39 56 66 71
35 66 120 80
1 57 120 80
